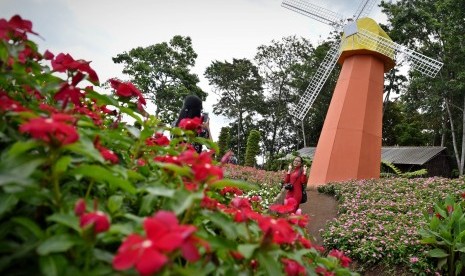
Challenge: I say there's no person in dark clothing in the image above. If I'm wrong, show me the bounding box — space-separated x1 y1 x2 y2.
174 95 211 154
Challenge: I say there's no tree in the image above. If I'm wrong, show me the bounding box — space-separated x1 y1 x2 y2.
381 0 465 174
254 36 318 165
245 130 261 167
204 58 263 160
112 35 206 124
217 127 230 161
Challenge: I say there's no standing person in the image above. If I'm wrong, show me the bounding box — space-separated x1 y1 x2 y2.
283 156 308 212
174 95 211 154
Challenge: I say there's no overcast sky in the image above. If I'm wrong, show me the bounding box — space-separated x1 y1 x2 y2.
1 0 386 140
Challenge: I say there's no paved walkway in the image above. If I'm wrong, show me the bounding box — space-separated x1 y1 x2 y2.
299 188 338 245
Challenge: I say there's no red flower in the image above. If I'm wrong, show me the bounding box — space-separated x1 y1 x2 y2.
282 258 306 276
447 205 454 214
315 266 335 276
178 117 201 131
0 15 38 41
94 136 119 164
0 93 28 112
19 114 79 146
258 217 297 245
109 79 146 107
113 234 168 276
80 211 110 234
51 53 99 84
43 50 54 60
113 211 203 275
74 198 86 216
329 249 351 267
220 187 243 196
270 198 298 214
146 133 170 146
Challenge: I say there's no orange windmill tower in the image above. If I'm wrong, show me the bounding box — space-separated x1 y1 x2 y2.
282 0 443 187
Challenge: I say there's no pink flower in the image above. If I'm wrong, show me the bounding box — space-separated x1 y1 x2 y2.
80 211 110 234
410 256 419 263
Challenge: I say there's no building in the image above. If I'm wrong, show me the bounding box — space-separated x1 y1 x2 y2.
284 146 452 178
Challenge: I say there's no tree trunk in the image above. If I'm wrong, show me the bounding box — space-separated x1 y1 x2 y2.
461 95 465 175
301 120 307 148
445 100 463 175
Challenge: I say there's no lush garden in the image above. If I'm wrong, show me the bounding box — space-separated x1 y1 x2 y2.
0 15 355 275
319 178 465 275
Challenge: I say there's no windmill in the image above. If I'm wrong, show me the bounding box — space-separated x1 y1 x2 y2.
282 0 443 186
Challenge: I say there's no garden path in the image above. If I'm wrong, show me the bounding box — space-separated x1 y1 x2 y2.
299 188 338 245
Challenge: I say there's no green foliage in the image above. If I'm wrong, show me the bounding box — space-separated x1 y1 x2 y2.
381 161 428 178
217 127 230 161
419 194 465 276
244 129 260 167
112 35 206 124
319 178 465 274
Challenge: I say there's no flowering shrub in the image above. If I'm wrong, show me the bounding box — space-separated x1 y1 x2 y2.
223 164 283 208
0 15 355 275
319 177 465 274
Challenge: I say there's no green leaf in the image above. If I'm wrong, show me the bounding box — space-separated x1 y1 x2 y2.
154 162 191 176
257 251 281 276
108 195 124 213
7 140 40 157
171 191 203 215
93 248 114 264
47 213 80 232
207 212 237 240
209 179 258 191
428 248 449 258
0 194 18 218
139 194 156 216
145 186 176 198
0 157 45 187
52 155 72 176
237 243 259 259
39 254 67 276
11 217 44 239
125 125 141 139
71 165 136 194
37 234 76 255
64 137 104 163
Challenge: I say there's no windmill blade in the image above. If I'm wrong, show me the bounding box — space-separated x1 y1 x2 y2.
353 0 379 20
356 28 443 77
291 42 342 120
281 0 345 29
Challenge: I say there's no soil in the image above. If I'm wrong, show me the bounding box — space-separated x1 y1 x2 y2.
299 188 338 245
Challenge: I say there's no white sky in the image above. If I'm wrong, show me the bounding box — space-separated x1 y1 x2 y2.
0 0 386 140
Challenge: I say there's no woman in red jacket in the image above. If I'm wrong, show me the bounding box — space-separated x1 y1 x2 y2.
283 156 307 213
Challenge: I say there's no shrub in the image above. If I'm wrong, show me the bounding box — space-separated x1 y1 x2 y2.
244 129 260 167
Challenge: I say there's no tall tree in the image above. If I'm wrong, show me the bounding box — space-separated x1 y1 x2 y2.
112 35 206 124
254 36 317 165
381 0 465 174
204 58 263 160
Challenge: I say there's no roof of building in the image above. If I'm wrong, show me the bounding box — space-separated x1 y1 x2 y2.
284 146 447 165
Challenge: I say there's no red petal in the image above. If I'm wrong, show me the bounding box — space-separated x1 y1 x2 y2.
135 248 167 276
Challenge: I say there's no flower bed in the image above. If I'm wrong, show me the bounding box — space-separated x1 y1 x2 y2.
319 177 465 274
